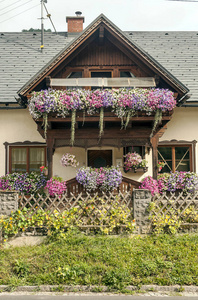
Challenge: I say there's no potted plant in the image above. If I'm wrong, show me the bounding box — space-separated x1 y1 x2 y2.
123 152 148 173
157 161 165 172
60 153 79 168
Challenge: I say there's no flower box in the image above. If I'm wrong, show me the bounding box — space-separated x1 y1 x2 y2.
124 166 148 173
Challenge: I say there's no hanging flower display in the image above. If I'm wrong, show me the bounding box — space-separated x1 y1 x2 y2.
123 152 147 172
60 153 79 168
28 88 176 145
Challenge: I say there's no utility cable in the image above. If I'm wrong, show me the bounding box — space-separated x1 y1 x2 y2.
1 0 25 11
166 0 198 2
0 0 34 17
0 3 39 24
43 2 57 34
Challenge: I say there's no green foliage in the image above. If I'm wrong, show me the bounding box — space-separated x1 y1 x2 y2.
76 197 135 234
180 205 198 223
22 28 52 32
12 260 30 278
149 201 198 234
0 234 198 288
102 268 131 289
149 202 181 234
0 197 135 241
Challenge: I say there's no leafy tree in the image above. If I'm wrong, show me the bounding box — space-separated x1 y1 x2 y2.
22 28 51 32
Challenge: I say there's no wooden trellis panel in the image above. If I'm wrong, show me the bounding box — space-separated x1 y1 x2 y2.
18 191 133 227
152 191 198 225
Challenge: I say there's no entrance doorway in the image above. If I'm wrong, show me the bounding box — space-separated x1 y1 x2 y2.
87 150 112 168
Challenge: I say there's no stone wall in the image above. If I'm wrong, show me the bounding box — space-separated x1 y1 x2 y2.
0 191 18 216
133 189 152 234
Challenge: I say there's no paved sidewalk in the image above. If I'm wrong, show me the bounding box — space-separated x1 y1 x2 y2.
0 285 198 297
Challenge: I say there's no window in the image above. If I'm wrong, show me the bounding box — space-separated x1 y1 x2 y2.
9 146 46 173
123 146 145 158
91 72 112 78
67 71 82 78
120 71 135 78
67 71 83 89
158 145 192 173
91 71 112 90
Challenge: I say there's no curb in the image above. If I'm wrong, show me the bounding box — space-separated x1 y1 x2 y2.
0 285 198 293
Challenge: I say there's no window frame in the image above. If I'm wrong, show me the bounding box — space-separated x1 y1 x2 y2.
123 145 145 158
87 149 113 168
158 141 196 173
7 144 47 174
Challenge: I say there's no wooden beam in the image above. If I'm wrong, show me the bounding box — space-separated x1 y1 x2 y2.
46 137 54 179
151 134 159 180
38 127 153 140
22 27 100 95
99 25 104 38
36 114 172 123
104 27 186 95
105 31 153 76
46 76 51 87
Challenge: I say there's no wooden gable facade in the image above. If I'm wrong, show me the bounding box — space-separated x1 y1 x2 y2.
18 15 188 180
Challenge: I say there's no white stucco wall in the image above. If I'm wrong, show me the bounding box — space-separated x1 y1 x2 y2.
53 146 152 181
1 106 198 181
0 109 45 176
159 107 198 172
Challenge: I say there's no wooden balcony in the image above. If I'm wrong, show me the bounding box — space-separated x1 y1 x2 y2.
66 176 140 197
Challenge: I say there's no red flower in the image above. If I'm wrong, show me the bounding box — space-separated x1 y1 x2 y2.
40 166 45 172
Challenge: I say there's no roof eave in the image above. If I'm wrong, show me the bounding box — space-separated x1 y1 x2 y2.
18 13 189 99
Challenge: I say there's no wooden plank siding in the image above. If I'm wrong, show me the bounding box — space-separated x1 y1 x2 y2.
69 39 135 66
52 36 152 80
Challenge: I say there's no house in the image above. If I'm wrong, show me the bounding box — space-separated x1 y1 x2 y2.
0 13 198 184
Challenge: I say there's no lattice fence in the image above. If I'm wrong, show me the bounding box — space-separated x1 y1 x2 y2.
18 192 134 229
152 191 198 226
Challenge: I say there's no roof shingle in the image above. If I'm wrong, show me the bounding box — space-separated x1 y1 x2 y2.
0 29 197 103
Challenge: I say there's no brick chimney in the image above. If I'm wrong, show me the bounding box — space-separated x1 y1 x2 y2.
66 11 85 33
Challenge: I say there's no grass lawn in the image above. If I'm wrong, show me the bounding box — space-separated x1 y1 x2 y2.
0 233 198 289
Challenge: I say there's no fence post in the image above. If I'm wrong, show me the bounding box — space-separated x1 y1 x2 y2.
0 191 18 216
0 191 19 242
133 189 152 234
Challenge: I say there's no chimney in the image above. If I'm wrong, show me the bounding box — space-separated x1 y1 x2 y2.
66 11 85 33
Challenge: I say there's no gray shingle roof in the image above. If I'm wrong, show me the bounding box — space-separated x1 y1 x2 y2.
0 32 73 103
125 31 198 102
0 28 197 104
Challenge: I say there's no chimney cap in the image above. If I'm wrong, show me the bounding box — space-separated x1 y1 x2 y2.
75 11 82 16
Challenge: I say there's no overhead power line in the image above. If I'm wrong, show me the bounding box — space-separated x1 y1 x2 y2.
0 0 34 17
1 0 25 11
166 0 198 2
0 3 39 24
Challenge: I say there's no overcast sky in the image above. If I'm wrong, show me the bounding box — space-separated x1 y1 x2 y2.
0 0 198 32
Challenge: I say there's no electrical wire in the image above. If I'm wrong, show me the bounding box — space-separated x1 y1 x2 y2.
0 3 39 24
166 0 198 2
0 0 35 17
43 2 57 33
1 0 26 11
